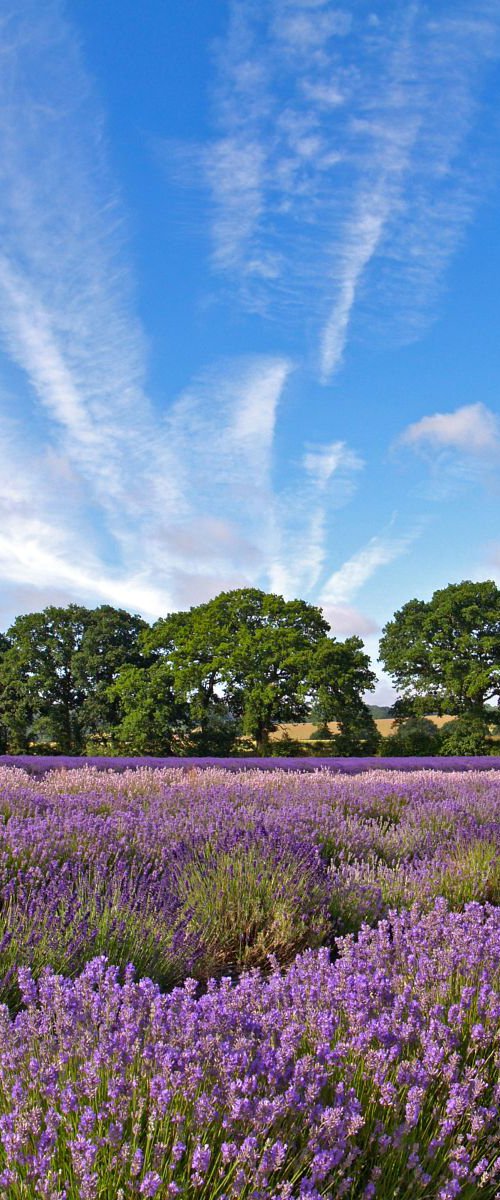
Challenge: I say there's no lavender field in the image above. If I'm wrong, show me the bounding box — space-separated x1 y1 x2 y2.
0 763 499 1199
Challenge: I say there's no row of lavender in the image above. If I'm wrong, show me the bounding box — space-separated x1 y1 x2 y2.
0 764 498 1197
0 764 498 997
2 753 500 773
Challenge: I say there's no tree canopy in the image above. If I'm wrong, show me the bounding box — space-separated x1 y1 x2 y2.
0 605 148 753
307 636 378 754
146 588 332 752
379 580 500 717
1 578 498 757
107 661 189 755
139 588 377 753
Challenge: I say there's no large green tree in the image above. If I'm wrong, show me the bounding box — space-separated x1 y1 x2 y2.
144 603 236 753
0 605 89 753
74 605 149 744
307 636 378 754
107 661 189 755
146 588 374 754
384 716 442 757
0 605 148 753
147 589 330 753
379 580 500 717
222 591 330 752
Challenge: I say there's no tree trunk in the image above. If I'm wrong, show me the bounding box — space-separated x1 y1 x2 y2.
255 724 269 756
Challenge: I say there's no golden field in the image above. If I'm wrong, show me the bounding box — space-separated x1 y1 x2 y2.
269 715 456 742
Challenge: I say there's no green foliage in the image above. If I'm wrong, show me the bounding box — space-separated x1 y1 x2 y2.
177 845 329 978
185 704 241 756
439 714 492 756
380 579 500 715
308 637 378 755
74 605 149 738
3 580 496 759
106 661 189 755
0 590 378 757
308 635 376 723
383 716 442 756
0 605 149 753
147 588 331 753
0 605 89 753
431 840 500 908
0 634 9 752
334 705 381 756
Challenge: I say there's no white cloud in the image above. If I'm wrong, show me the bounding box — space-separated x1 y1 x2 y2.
303 440 363 489
160 356 363 607
320 532 416 606
0 0 185 560
0 0 424 637
321 604 379 637
319 198 389 379
0 5 335 623
163 356 290 533
272 7 352 53
0 419 173 620
268 438 365 599
205 140 265 272
175 0 500 379
400 402 500 455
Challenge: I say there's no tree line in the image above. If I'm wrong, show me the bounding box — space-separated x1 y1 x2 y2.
0 579 498 757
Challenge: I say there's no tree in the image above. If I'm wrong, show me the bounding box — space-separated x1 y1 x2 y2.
0 634 11 752
145 589 379 755
144 605 229 753
379 580 500 716
107 661 188 755
186 704 242 757
0 605 148 753
73 606 149 745
307 636 378 755
146 589 330 754
334 708 381 756
384 716 442 757
230 592 329 752
439 715 492 757
0 606 89 753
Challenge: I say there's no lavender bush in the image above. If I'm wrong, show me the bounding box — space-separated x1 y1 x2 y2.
0 764 498 1196
0 903 498 1198
0 765 498 996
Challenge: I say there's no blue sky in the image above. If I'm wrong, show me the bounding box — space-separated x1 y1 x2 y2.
0 0 499 701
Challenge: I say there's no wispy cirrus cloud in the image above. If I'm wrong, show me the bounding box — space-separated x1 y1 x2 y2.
0 418 171 619
174 0 500 379
157 363 366 608
268 440 364 599
319 530 418 608
0 1 367 624
0 0 186 594
0 0 456 648
158 356 290 587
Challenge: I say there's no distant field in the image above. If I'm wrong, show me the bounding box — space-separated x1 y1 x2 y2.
270 714 456 741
